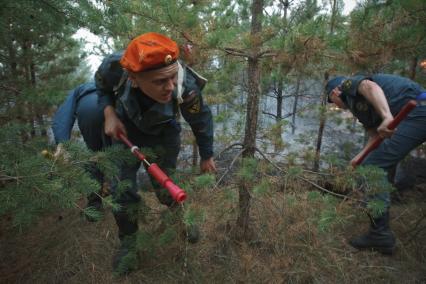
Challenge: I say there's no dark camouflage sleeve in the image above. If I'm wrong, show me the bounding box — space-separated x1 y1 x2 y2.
179 69 214 160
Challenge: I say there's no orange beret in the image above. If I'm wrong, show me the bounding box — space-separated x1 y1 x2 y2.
120 32 179 73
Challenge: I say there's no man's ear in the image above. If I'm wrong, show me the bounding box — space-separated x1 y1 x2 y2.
128 72 139 88
128 71 136 80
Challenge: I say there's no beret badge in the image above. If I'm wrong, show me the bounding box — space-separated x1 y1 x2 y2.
164 54 173 65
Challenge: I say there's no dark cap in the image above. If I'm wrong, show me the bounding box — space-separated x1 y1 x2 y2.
325 76 346 103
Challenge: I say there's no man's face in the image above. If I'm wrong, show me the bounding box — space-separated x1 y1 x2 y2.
329 86 347 109
130 66 178 104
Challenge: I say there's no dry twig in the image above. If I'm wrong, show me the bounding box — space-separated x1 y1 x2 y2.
213 148 245 190
253 147 366 203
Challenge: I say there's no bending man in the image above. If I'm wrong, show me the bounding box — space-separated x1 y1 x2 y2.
326 73 426 254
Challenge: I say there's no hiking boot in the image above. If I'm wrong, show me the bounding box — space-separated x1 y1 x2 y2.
84 193 103 222
349 211 396 255
185 223 200 244
161 220 200 243
167 205 201 243
112 209 139 276
112 239 138 276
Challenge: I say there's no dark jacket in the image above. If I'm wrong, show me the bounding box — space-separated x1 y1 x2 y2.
339 74 425 129
94 52 214 159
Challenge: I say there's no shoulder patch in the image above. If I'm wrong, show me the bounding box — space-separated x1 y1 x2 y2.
342 79 352 91
355 101 369 112
186 93 201 113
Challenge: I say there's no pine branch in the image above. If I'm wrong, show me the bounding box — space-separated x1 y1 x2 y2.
262 111 278 119
223 47 249 57
127 10 198 46
258 49 277 58
0 84 21 94
262 103 317 120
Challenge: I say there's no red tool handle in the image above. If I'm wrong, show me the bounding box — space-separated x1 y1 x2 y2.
147 163 187 202
118 133 187 203
352 100 417 167
119 133 146 161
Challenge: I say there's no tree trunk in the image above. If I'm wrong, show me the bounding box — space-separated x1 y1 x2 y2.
329 0 337 34
276 75 283 121
291 75 301 134
313 0 337 171
21 40 36 139
313 72 329 171
7 18 17 79
236 0 263 239
30 62 47 136
192 140 198 167
273 71 284 151
409 57 418 80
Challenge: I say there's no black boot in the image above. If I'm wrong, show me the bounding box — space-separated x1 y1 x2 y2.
112 210 139 276
84 192 103 222
185 223 200 244
169 204 200 244
349 211 396 255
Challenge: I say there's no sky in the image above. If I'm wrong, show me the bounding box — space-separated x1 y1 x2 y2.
75 0 359 72
73 29 104 72
342 0 358 15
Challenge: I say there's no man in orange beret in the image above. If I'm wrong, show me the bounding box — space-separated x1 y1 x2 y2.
94 32 216 274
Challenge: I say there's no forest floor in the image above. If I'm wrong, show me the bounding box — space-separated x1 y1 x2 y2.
1 158 425 284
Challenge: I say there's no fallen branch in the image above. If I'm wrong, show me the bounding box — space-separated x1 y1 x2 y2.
405 213 426 242
253 147 366 203
213 148 245 190
215 142 244 160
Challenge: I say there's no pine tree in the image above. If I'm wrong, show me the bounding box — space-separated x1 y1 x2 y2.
0 0 107 228
346 0 426 76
